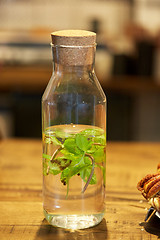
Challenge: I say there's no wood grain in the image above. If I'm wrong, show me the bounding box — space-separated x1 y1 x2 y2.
0 139 160 239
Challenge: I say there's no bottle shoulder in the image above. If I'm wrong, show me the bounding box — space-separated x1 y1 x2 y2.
42 72 59 101
42 71 106 103
90 72 106 101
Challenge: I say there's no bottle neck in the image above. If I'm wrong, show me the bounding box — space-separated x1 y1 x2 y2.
53 62 94 74
51 45 96 74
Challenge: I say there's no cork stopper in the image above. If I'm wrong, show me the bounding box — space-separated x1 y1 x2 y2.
51 30 96 66
51 30 96 46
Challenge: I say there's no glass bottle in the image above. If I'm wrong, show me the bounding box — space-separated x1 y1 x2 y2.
42 30 106 230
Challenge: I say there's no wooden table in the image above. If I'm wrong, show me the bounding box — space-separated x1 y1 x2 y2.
0 139 160 239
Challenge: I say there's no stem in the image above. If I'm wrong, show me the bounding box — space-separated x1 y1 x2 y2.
46 147 63 174
82 153 95 193
93 143 102 146
46 166 50 175
50 147 62 163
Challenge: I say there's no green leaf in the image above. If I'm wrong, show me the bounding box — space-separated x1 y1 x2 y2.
48 161 61 175
60 157 85 185
60 167 71 186
60 149 79 161
50 136 63 146
84 156 91 165
44 137 52 144
79 128 104 137
80 166 97 185
86 144 97 154
55 156 71 169
43 161 48 176
43 126 106 197
94 135 106 145
92 147 105 163
63 138 82 155
45 135 62 146
76 134 90 152
54 129 74 139
43 153 51 160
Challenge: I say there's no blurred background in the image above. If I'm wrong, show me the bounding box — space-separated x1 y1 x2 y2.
0 0 160 141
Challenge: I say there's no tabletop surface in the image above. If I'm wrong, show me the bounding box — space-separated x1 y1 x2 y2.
0 139 160 240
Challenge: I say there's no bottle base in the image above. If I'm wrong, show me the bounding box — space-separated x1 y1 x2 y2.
44 209 104 230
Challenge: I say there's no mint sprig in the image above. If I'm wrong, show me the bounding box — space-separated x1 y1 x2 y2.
43 127 106 196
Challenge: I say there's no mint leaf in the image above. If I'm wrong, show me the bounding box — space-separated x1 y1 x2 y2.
54 129 74 139
86 144 97 154
43 126 106 197
60 157 86 185
48 161 61 175
50 136 63 146
45 135 62 146
64 138 82 155
94 135 106 145
80 166 97 185
92 147 105 163
84 156 91 165
43 153 51 160
44 137 52 144
76 134 90 152
55 156 71 169
80 128 104 137
43 161 48 176
60 167 71 186
60 149 79 162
